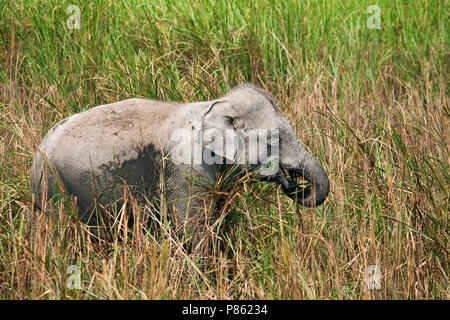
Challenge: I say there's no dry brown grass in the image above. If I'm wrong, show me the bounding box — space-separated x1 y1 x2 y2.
1 75 447 299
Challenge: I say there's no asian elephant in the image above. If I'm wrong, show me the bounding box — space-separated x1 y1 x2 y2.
31 84 329 248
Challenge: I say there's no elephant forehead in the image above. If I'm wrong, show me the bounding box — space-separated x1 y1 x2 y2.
227 84 276 103
244 111 286 129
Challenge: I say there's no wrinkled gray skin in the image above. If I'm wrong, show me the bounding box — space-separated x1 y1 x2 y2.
31 84 329 247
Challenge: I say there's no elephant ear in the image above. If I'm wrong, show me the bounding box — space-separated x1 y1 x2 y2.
196 100 243 165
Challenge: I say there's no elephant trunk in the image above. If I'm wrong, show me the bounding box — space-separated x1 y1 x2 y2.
278 141 329 207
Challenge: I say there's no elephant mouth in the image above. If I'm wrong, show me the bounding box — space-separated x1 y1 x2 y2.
270 166 312 204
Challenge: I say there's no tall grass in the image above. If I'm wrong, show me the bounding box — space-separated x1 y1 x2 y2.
0 0 448 299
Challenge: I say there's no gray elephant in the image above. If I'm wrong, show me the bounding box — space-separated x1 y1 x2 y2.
31 84 329 248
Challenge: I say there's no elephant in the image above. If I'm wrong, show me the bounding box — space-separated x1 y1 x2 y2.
31 84 329 249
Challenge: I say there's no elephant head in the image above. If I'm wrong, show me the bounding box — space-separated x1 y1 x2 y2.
197 84 329 207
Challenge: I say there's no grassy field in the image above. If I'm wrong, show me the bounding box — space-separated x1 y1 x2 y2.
0 0 448 299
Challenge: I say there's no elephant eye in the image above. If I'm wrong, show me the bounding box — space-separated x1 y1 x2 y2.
225 116 234 126
227 116 244 129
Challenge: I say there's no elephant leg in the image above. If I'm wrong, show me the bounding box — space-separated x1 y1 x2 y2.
165 164 218 254
166 189 215 253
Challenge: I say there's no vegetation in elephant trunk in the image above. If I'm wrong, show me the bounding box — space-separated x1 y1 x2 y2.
271 141 329 208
